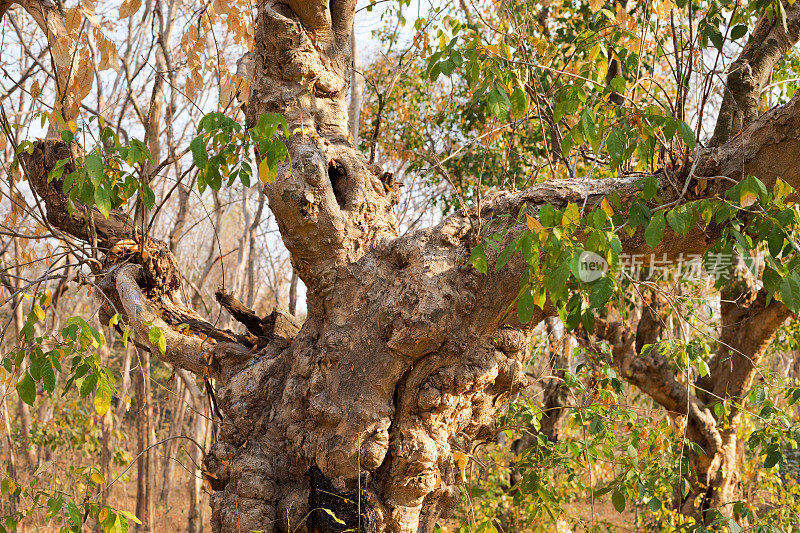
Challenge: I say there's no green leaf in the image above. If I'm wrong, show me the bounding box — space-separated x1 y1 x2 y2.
509 87 528 118
648 497 661 512
85 154 104 187
698 359 710 378
639 176 659 201
470 244 488 274
517 288 535 324
80 372 98 397
762 266 781 298
780 276 800 313
487 87 509 119
41 360 55 393
611 489 626 513
707 24 724 51
95 185 111 218
645 212 666 249
118 510 142 525
140 184 156 210
666 204 696 236
190 136 208 169
767 227 785 258
737 175 767 207
580 108 597 148
763 448 782 469
730 24 747 41
16 372 36 405
68 500 82 526
607 130 625 166
679 121 696 149
589 277 614 308
495 238 517 271
148 325 167 354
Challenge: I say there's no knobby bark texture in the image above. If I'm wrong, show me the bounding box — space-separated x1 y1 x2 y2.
14 1 800 532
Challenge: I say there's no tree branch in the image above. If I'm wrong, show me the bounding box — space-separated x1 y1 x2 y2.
108 265 251 379
709 5 800 146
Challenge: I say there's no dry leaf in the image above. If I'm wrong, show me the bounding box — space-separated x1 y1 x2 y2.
214 0 230 15
51 36 74 68
81 1 100 27
119 0 142 20
452 450 468 483
66 6 82 35
30 79 42 99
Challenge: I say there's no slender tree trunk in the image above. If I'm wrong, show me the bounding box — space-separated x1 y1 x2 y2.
6 245 36 468
1 380 18 517
348 29 363 147
135 350 155 533
188 404 209 533
538 319 571 442
116 344 133 432
288 269 298 317
159 378 188 507
96 334 114 532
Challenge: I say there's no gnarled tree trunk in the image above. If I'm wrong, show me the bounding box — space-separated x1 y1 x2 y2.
13 1 800 532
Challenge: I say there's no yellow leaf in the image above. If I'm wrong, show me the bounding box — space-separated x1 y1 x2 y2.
452 451 468 483
43 289 53 308
774 178 794 203
98 508 109 523
526 214 544 232
258 156 275 184
589 0 604 13
652 0 677 18
100 39 120 72
91 472 105 484
68 120 77 133
740 191 757 208
600 197 614 217
563 202 580 226
219 71 235 109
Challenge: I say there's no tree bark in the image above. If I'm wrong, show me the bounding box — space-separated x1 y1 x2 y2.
14 1 800 532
